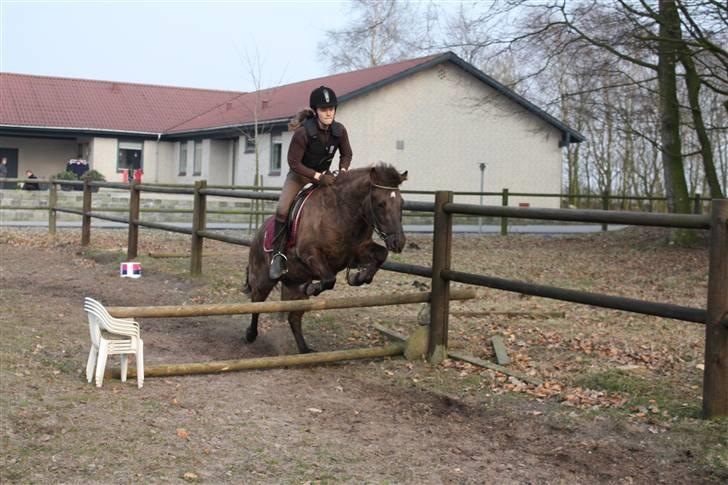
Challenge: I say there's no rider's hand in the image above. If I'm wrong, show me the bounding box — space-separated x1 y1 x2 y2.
319 173 336 186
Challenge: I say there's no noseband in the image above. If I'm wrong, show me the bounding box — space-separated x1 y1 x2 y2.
366 182 401 241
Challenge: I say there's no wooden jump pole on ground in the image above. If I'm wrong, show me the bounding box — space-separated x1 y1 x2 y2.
111 343 406 379
107 288 476 319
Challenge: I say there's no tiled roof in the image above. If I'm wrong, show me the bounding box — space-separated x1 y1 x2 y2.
165 54 440 133
0 73 242 133
0 52 584 142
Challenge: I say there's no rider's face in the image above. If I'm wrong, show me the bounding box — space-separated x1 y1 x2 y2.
316 106 335 126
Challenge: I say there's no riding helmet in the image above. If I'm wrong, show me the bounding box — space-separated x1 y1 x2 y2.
309 85 338 111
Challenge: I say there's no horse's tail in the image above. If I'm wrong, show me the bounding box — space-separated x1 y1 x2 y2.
242 265 252 294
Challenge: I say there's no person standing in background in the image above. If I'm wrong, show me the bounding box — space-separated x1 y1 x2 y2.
22 169 40 190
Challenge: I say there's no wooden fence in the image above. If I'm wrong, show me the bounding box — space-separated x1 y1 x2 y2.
2 177 726 419
1 177 710 236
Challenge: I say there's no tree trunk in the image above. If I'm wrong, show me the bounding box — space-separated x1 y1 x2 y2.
658 0 691 216
561 91 581 206
678 44 724 198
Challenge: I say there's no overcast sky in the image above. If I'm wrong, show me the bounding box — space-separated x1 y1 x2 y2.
1 0 355 92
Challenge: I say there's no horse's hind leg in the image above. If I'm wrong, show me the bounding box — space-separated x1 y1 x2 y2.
282 283 314 353
244 281 276 344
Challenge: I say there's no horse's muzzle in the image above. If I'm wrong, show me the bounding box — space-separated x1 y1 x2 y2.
385 232 405 253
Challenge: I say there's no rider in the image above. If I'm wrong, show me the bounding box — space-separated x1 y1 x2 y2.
268 85 353 280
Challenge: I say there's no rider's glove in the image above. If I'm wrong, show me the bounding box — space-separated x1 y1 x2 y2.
319 173 336 186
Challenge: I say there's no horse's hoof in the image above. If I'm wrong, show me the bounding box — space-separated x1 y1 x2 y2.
244 328 258 343
347 272 358 286
300 347 316 354
305 283 319 296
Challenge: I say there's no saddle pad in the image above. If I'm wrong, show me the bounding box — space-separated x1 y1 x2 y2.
263 186 317 253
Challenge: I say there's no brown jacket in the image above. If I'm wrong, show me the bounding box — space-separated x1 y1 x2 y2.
287 122 352 179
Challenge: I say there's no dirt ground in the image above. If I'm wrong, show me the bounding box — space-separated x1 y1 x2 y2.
0 227 726 484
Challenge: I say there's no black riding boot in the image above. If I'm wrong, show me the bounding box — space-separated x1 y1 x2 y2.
269 219 288 280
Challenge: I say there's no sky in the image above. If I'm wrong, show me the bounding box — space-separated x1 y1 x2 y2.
0 0 354 92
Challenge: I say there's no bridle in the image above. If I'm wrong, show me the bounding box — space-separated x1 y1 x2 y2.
365 182 402 241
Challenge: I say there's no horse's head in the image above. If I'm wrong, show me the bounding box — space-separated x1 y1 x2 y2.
368 165 408 253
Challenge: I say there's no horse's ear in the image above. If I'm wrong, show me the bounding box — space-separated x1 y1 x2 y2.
369 166 377 184
399 171 408 183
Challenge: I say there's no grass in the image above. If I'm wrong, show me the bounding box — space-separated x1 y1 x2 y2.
573 368 703 418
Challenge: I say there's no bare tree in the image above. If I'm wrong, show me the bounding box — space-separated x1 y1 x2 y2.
437 0 726 211
237 46 287 228
317 0 435 71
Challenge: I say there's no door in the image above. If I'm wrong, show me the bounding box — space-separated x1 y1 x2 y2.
0 147 19 189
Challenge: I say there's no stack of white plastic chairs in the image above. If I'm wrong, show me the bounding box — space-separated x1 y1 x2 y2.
84 297 144 388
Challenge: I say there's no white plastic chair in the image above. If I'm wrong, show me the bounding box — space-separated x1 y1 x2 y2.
84 297 144 388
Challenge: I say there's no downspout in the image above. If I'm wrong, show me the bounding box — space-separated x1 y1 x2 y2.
155 133 162 183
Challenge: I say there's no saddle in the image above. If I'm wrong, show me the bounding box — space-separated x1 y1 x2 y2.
263 185 317 253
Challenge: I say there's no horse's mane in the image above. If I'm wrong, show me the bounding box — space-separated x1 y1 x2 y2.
336 163 402 189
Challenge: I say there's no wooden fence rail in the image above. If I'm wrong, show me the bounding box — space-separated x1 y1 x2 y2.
2 176 725 418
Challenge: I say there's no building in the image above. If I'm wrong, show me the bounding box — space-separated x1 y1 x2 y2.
0 52 584 206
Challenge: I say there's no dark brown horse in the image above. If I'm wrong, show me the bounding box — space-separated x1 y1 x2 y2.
243 163 408 353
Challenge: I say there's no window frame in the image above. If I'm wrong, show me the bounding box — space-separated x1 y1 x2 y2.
193 140 202 176
178 141 188 176
269 135 282 176
244 134 256 154
116 140 144 173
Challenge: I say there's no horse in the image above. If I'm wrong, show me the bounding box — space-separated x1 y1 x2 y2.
243 163 408 353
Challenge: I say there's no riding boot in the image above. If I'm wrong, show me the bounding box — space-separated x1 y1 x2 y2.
269 219 288 280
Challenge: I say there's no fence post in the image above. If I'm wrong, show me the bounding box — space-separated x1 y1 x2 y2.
428 190 453 365
48 177 57 237
693 193 702 214
601 193 609 232
500 188 509 236
703 198 728 419
81 176 92 246
190 180 207 275
127 181 140 259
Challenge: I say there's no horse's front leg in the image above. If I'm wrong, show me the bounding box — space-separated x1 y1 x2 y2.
347 242 388 287
282 283 314 353
302 253 337 296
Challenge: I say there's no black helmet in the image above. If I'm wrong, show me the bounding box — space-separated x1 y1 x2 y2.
309 85 338 111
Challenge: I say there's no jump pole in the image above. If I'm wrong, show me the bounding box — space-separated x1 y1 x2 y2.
106 289 475 379
111 343 406 379
107 288 476 318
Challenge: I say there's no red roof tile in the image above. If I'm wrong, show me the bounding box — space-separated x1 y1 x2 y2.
0 73 242 133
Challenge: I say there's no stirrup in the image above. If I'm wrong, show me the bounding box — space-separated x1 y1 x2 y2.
269 252 288 280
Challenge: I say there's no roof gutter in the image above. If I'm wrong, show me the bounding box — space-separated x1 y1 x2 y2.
163 117 291 139
0 124 161 139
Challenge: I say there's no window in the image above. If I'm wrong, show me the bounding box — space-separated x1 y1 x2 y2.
270 136 282 175
193 141 202 175
178 142 187 175
117 141 143 172
78 142 90 160
396 140 405 150
244 134 255 153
